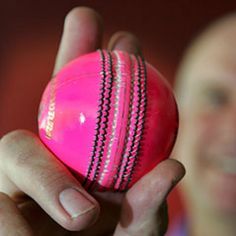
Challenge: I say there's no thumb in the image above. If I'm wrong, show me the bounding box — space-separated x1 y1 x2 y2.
113 159 185 236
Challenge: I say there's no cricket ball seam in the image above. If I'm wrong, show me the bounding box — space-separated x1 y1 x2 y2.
83 49 107 187
84 50 114 190
116 54 147 191
97 50 123 189
122 54 148 190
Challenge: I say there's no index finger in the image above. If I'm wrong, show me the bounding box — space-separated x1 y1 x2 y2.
53 7 103 76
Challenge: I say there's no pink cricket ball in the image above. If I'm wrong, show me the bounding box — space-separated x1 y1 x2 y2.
38 50 178 192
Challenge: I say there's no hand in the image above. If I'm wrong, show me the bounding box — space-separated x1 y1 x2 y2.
0 7 185 236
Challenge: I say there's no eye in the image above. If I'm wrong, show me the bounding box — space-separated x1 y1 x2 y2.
204 88 229 108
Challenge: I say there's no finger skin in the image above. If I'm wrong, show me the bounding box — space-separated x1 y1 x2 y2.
0 130 100 231
108 31 142 55
113 159 185 236
53 7 103 75
0 192 33 236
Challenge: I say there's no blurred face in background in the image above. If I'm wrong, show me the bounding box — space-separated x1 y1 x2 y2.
174 17 236 215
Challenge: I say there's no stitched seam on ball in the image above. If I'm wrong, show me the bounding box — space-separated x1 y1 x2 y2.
116 54 142 191
97 51 122 188
83 49 106 187
87 50 114 190
112 53 135 191
123 55 148 190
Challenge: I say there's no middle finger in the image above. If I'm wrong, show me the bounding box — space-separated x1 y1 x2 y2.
108 31 142 55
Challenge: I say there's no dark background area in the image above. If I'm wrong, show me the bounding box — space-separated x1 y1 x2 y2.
1 1 236 77
1 0 236 230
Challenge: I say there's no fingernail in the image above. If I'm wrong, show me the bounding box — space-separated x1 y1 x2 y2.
111 34 141 55
59 188 96 219
114 40 140 55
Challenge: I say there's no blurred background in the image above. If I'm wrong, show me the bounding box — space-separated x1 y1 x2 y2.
1 0 236 231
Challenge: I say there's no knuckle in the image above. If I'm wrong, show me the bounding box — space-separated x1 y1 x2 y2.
14 147 36 168
36 167 71 194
